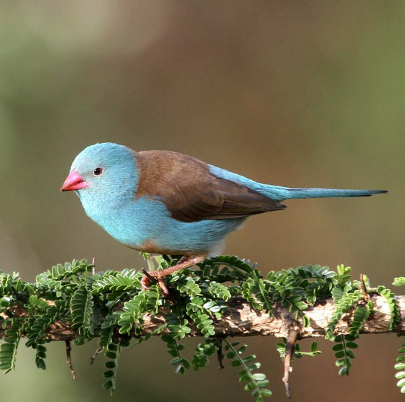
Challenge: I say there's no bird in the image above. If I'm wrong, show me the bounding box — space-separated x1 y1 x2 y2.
61 142 387 292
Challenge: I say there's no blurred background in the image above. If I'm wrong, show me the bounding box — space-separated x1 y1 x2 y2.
0 0 404 401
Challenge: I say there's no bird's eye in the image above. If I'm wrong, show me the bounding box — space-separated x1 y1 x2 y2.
93 167 103 176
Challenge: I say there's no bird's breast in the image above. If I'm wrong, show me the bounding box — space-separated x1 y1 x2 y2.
83 195 246 256
85 197 168 249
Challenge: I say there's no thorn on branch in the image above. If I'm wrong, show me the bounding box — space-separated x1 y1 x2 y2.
282 329 298 399
65 340 77 380
90 346 102 365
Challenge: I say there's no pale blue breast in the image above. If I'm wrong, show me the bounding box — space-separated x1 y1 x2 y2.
85 196 246 255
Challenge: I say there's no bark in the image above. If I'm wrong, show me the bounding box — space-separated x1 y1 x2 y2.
1 295 404 341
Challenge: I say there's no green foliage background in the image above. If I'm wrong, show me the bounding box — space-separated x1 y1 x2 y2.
0 1 404 401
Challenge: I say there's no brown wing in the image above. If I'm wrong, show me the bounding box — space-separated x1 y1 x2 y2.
135 150 286 223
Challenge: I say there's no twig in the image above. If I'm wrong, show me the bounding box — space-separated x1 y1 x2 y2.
282 329 298 398
90 346 102 365
65 340 77 380
217 339 225 370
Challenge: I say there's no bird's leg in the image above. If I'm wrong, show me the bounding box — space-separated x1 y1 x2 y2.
151 256 205 278
177 255 191 265
141 269 156 291
141 256 205 295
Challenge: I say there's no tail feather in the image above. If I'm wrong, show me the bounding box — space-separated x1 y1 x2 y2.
283 188 388 200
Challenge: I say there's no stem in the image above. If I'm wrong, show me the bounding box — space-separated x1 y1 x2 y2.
224 339 265 398
282 329 298 398
65 340 77 380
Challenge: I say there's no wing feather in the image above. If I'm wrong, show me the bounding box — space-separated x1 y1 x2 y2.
135 150 286 223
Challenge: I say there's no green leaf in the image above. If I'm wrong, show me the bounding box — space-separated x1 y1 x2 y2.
393 277 405 287
191 339 218 371
0 320 23 373
253 373 266 381
224 340 272 399
70 285 94 335
332 344 344 352
260 389 272 396
397 378 405 388
245 382 256 391
239 374 251 383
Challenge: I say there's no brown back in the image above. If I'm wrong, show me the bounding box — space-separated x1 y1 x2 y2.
135 150 286 223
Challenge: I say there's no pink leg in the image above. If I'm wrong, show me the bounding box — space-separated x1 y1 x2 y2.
141 256 205 295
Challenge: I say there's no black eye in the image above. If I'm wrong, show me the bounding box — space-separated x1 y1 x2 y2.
93 167 103 176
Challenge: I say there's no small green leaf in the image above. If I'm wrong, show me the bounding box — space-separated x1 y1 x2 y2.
393 277 405 287
252 373 266 381
335 359 347 367
260 389 272 396
245 382 256 391
239 374 251 383
105 351 116 359
102 381 113 390
248 362 261 370
332 344 344 352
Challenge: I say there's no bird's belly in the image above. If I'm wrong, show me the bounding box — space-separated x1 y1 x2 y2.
87 198 246 256
127 240 203 256
149 217 246 256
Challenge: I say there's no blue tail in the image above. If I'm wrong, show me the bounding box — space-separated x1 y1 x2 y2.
279 187 387 200
207 164 387 202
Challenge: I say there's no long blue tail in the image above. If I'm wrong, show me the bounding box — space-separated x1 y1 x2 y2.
280 187 387 200
207 164 387 201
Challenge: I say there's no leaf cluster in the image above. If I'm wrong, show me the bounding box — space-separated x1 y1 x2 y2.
0 256 403 399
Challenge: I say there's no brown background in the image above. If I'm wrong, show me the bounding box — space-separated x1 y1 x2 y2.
0 1 404 401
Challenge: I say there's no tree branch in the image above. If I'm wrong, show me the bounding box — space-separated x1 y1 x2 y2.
1 294 404 341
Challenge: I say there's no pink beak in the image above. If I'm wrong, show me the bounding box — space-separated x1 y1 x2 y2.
60 170 88 191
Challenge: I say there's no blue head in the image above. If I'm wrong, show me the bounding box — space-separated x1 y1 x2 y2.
61 142 138 216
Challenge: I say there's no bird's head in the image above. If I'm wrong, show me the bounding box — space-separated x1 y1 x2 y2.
61 142 138 206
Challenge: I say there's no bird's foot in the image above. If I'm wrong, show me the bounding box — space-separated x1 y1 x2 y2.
141 256 204 296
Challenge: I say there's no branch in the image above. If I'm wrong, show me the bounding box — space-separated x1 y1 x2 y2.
1 295 404 341
1 259 404 399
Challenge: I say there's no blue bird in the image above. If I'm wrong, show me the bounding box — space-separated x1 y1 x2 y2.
61 142 386 291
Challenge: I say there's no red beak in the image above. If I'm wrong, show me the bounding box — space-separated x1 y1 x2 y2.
60 171 88 191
